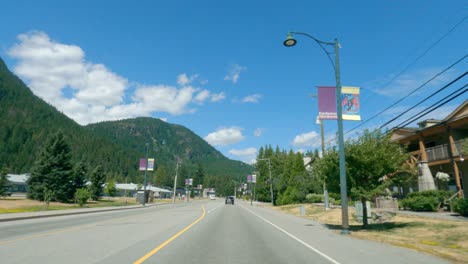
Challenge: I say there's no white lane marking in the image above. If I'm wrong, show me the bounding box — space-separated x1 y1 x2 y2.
239 204 341 264
208 203 223 214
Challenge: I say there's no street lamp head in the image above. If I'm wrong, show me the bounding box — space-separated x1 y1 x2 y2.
283 32 297 47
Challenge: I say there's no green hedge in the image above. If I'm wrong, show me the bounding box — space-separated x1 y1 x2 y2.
400 190 454 212
306 194 323 203
452 198 468 216
400 196 438 211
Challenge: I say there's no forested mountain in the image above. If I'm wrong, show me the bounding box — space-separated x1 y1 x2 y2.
86 118 252 180
0 57 252 183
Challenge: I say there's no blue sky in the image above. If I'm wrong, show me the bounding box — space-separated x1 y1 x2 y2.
1 1 467 164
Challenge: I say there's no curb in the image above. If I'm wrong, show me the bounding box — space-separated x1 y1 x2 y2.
0 203 164 223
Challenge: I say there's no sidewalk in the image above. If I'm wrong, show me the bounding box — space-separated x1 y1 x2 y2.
0 203 162 222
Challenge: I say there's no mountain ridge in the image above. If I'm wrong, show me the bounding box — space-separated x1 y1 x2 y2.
0 57 252 182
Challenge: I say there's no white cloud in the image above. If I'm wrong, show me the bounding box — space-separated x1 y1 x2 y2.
7 31 222 125
224 64 246 84
229 147 257 157
241 93 262 103
254 128 264 137
177 73 199 86
194 89 211 104
204 127 245 146
292 131 320 148
374 68 454 97
211 92 226 102
229 147 257 164
194 90 226 104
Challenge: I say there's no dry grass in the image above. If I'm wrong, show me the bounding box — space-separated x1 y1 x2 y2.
272 204 468 264
0 196 137 213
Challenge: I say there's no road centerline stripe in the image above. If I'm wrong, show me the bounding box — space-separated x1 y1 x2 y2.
133 206 206 264
239 204 341 264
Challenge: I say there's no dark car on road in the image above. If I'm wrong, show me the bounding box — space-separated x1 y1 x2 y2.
225 196 234 205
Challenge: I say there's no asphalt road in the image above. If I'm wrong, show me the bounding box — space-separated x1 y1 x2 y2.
0 200 449 264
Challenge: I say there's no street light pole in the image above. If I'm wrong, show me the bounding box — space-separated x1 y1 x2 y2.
284 32 349 234
173 159 180 204
143 143 149 207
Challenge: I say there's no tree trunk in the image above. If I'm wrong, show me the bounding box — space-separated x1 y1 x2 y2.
362 197 368 228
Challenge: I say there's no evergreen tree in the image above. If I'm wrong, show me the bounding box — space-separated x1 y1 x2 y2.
71 162 88 197
0 168 11 197
194 163 205 187
89 165 106 200
106 178 117 197
27 131 73 202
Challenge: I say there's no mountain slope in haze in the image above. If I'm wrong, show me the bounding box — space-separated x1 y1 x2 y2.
0 57 252 182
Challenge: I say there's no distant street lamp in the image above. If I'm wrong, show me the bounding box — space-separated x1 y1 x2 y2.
257 158 274 206
284 31 349 234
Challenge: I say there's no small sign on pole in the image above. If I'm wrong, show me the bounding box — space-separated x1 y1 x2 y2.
247 175 252 183
185 178 193 186
252 174 256 183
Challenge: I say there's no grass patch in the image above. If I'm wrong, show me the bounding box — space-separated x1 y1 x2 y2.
272 203 468 263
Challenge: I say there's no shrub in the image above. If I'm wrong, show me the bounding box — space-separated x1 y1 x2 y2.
75 188 90 207
333 199 341 206
306 194 323 203
406 190 454 204
452 198 468 216
401 196 438 212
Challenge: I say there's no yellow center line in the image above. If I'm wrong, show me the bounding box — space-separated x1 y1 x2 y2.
133 206 206 264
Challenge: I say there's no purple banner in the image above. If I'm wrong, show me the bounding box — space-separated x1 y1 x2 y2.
318 86 337 120
139 159 146 171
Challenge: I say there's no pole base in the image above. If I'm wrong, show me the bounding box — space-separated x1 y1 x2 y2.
340 229 350 235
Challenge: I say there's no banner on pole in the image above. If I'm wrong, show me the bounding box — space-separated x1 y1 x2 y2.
318 86 361 121
252 174 257 183
247 175 252 183
318 86 337 120
185 178 193 186
341 86 361 121
147 158 155 171
139 159 146 171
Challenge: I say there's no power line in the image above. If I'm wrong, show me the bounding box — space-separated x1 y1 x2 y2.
360 15 467 104
393 85 467 129
344 54 467 136
379 71 467 129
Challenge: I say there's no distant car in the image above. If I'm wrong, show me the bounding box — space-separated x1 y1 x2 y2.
225 196 234 205
209 194 216 200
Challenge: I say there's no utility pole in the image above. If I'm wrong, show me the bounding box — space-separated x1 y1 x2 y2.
142 143 149 207
319 118 329 210
172 159 180 204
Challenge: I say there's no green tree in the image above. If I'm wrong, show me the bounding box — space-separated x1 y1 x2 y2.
74 188 90 207
346 129 408 227
193 163 205 187
0 168 11 197
106 178 117 197
71 162 88 197
27 131 74 202
89 165 106 201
